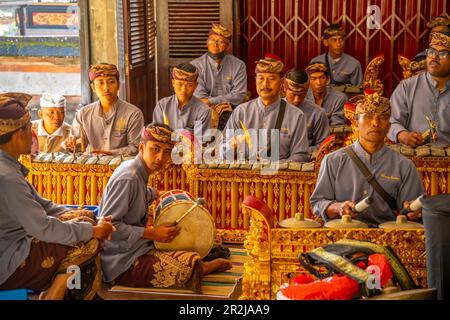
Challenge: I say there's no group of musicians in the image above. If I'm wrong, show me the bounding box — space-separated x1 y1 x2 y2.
0 15 449 299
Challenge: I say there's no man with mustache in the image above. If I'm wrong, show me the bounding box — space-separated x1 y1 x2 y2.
283 68 330 152
305 62 348 125
31 93 71 153
191 23 247 108
388 31 450 147
223 54 310 162
309 24 363 87
63 63 144 155
152 63 211 134
98 123 231 291
310 90 424 227
0 93 115 299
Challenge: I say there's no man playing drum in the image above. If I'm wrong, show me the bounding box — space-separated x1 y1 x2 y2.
310 90 425 228
98 123 231 291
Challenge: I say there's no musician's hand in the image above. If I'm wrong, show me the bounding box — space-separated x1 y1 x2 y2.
397 131 423 147
145 223 180 242
402 201 422 221
63 136 78 152
93 216 116 241
326 201 357 219
200 98 212 106
91 149 113 155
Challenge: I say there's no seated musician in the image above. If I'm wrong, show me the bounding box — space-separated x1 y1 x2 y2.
0 93 115 300
305 62 348 125
191 23 247 109
222 55 310 162
152 63 211 134
63 63 145 156
309 23 363 87
310 90 425 228
414 15 450 62
283 68 330 152
98 123 231 290
31 93 71 153
388 31 450 147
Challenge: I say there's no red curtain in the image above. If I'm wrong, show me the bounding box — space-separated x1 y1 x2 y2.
238 0 448 97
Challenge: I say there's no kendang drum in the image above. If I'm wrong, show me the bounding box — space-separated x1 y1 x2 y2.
153 190 215 258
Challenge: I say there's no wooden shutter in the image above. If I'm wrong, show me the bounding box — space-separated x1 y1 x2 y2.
120 0 156 122
156 0 233 98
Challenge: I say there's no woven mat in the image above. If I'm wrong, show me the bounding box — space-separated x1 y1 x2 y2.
110 248 249 298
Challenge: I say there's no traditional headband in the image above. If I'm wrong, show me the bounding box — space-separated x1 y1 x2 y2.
427 15 450 29
323 25 345 40
305 63 329 75
255 55 284 74
171 66 199 82
283 78 309 93
40 93 66 108
430 31 450 49
141 125 175 146
355 89 391 115
0 93 32 136
88 63 120 82
209 23 232 40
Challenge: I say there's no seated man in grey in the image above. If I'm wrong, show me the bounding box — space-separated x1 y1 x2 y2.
223 55 310 163
0 93 115 300
63 63 145 156
305 62 348 125
310 91 424 228
283 68 330 152
309 23 363 87
98 123 231 291
388 31 450 147
191 23 247 109
152 63 211 135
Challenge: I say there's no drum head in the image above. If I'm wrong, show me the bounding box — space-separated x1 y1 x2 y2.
154 201 216 258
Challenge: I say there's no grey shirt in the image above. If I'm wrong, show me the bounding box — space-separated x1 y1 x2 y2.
152 94 212 134
306 87 348 125
310 53 363 86
71 99 145 156
98 156 157 282
388 72 450 144
285 98 330 151
191 53 247 107
0 150 93 285
310 140 425 227
224 97 310 162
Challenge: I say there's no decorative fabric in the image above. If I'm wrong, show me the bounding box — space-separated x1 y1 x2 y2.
209 23 232 40
141 124 175 145
355 89 391 115
430 31 450 49
171 65 199 82
255 55 284 74
305 62 329 75
88 63 120 81
323 24 346 40
40 93 66 108
0 239 71 291
0 92 31 136
115 249 202 293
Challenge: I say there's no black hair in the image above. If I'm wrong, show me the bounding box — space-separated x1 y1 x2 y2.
285 68 309 84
